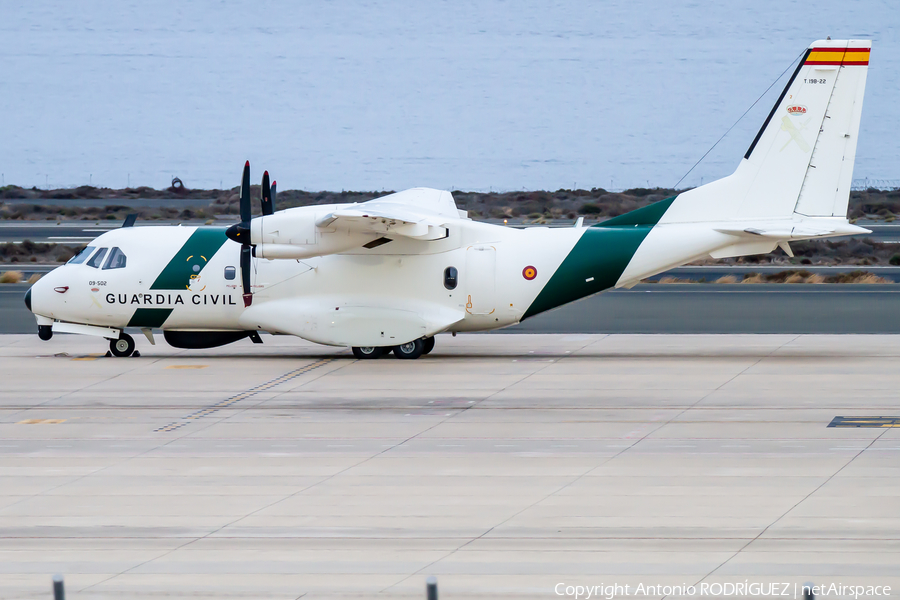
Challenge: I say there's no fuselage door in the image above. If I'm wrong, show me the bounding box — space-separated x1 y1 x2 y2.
465 245 496 315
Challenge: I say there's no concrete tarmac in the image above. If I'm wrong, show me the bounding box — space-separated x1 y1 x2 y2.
0 334 898 599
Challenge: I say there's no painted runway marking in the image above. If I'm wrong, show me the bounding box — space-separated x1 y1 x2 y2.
154 358 333 433
17 419 65 424
828 416 900 428
165 365 208 369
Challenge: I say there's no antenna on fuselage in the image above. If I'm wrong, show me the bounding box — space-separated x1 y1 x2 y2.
122 214 137 228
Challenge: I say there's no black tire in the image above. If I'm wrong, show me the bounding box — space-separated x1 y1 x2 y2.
393 339 425 360
109 333 136 357
422 336 435 355
352 346 383 360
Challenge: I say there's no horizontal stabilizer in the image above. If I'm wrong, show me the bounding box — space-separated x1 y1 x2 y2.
714 221 870 240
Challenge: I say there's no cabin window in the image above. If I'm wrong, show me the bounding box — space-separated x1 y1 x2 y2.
67 246 95 265
102 247 127 270
224 266 236 280
86 247 108 269
444 266 458 290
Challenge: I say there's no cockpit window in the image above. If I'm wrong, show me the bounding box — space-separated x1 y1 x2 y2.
86 247 108 269
67 246 95 265
103 247 127 270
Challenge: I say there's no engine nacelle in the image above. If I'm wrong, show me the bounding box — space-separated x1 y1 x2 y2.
250 206 375 259
253 240 366 259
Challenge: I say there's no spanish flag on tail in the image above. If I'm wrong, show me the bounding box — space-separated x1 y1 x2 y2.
805 44 870 66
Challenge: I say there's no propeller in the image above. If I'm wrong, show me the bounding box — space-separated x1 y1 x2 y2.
270 180 277 214
225 161 254 307
261 170 275 216
225 161 279 307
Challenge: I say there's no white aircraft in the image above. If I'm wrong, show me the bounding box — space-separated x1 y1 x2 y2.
26 39 871 359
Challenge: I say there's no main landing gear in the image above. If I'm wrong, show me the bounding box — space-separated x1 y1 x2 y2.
351 346 383 360
352 336 435 360
109 333 137 357
393 339 424 360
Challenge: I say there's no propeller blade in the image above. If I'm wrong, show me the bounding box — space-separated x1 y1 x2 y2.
240 244 252 307
270 181 277 213
240 161 251 223
261 170 273 216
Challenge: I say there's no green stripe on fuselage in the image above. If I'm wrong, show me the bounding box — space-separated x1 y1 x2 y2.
521 196 676 320
151 228 229 290
593 195 675 227
128 308 173 328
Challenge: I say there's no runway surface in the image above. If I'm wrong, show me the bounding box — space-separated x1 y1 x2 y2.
3 284 900 335
0 221 208 244
1 334 897 599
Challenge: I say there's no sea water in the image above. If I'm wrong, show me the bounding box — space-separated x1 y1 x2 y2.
0 0 896 192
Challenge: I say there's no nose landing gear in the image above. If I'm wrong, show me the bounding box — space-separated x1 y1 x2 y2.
109 333 136 357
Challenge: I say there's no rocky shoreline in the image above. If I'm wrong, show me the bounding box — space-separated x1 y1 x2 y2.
3 184 900 272
2 184 899 222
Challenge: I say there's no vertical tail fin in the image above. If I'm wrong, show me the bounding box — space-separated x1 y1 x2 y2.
791 42 870 217
661 39 870 224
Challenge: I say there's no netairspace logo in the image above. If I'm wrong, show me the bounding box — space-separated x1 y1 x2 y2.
553 582 892 600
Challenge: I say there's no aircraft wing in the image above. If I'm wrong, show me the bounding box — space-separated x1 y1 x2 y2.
315 188 462 241
316 204 448 240
250 187 463 259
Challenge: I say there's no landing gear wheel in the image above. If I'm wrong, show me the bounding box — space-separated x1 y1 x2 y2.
422 336 435 355
352 346 383 360
109 333 136 357
393 339 425 360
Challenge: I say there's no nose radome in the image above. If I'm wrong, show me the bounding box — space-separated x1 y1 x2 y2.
24 287 32 311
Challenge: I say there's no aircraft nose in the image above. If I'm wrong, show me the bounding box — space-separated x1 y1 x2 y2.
24 287 32 311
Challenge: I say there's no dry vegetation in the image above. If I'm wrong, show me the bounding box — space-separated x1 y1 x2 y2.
0 270 23 283
697 237 900 267
1 240 82 264
656 269 891 284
